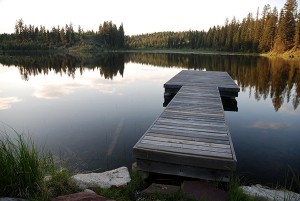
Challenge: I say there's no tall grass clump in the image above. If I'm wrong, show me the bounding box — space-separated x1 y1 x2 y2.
228 177 259 201
285 166 300 194
0 130 54 198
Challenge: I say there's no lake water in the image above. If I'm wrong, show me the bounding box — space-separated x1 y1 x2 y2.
0 53 299 185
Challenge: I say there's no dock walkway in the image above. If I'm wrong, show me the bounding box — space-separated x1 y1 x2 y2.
133 70 240 181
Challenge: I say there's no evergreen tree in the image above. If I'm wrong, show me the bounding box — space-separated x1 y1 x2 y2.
284 0 297 48
294 11 300 49
118 23 125 48
259 6 278 52
253 8 261 52
274 0 297 52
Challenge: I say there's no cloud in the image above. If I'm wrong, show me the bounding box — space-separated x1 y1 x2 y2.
32 63 179 100
0 97 22 110
32 77 124 99
33 83 83 99
249 121 292 130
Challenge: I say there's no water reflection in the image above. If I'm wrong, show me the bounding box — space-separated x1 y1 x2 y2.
0 53 299 111
0 97 22 110
128 53 300 111
0 53 125 80
0 52 299 185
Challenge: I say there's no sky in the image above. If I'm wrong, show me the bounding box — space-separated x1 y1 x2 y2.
0 0 289 36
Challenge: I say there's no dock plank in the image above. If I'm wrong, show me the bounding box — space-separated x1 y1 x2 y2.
133 70 240 180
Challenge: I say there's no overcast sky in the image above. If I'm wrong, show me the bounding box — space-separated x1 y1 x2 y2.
0 0 289 35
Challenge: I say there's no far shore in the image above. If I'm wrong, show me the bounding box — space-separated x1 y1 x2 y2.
1 47 300 61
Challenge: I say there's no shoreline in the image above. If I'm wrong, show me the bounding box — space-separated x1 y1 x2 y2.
2 47 300 60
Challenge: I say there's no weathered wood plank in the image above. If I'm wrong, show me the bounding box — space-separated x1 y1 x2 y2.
147 133 230 145
140 139 231 154
147 129 230 141
133 70 239 179
136 159 232 181
143 135 231 149
136 142 233 159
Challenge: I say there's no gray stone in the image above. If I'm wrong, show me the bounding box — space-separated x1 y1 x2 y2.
0 198 28 201
84 189 97 194
71 167 131 189
240 184 300 201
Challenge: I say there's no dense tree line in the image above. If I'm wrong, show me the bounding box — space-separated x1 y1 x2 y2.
0 20 125 51
0 0 298 54
127 0 299 54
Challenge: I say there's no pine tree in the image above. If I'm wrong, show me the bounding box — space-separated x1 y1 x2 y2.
253 8 261 52
259 6 278 52
284 0 297 48
118 23 125 48
274 9 288 52
294 11 300 49
274 0 297 52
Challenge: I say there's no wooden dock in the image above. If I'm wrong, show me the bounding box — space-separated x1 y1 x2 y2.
133 70 240 181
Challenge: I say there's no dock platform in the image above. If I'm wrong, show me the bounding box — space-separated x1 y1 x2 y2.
133 70 240 181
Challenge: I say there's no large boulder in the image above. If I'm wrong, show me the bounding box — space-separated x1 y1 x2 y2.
71 167 131 189
240 184 300 201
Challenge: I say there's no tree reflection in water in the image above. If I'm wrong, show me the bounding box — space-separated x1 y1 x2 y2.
0 52 299 111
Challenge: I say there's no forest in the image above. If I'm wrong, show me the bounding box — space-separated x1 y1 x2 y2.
0 20 125 51
0 0 299 54
127 0 300 54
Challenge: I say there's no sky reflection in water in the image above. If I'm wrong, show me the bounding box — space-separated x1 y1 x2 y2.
0 54 299 185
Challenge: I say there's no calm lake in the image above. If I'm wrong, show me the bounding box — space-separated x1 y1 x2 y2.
0 53 299 185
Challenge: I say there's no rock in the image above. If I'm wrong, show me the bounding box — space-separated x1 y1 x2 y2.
51 192 115 201
182 181 229 201
141 183 180 195
240 184 300 201
0 198 28 201
84 189 97 194
44 175 52 182
71 167 131 189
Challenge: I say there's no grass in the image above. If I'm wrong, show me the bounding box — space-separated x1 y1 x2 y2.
0 130 54 199
45 168 80 198
93 171 198 201
228 177 265 201
92 170 144 201
0 128 82 200
261 49 300 60
1 127 299 201
285 166 300 194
